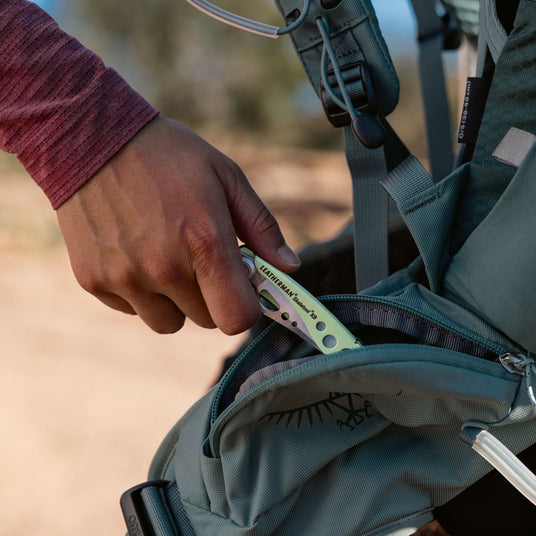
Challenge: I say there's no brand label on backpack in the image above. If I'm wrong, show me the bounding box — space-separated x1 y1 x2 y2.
458 77 489 144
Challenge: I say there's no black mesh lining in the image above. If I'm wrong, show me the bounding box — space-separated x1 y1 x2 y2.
496 0 521 34
217 298 498 415
329 300 497 360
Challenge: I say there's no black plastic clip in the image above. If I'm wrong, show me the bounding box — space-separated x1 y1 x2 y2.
319 61 377 127
120 480 170 536
319 61 385 148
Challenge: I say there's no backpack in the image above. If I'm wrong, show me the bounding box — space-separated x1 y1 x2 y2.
120 1 536 534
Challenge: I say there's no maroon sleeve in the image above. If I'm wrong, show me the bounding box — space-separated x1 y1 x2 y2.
0 0 159 208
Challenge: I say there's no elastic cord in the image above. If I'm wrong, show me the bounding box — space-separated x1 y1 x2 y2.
316 16 358 120
183 0 311 38
278 0 311 35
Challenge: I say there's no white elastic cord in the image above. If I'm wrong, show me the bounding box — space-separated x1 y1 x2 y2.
527 358 536 407
183 0 311 38
511 353 536 407
472 430 536 506
184 0 279 37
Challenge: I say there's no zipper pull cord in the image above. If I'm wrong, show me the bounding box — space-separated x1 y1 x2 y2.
524 354 536 407
499 352 536 407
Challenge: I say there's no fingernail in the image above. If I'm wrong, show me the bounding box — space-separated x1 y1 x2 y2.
277 244 301 268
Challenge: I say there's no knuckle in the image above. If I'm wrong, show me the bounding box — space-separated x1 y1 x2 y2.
139 300 186 334
105 265 138 292
183 221 222 267
219 308 260 336
218 157 247 194
251 206 280 237
143 255 179 287
73 265 102 294
198 318 217 330
151 319 185 334
222 156 245 181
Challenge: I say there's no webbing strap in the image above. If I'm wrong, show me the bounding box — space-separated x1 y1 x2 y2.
380 154 457 293
381 154 434 203
318 14 390 290
409 0 454 180
343 126 389 290
140 486 180 536
478 0 508 65
121 481 195 536
272 0 401 291
316 10 391 290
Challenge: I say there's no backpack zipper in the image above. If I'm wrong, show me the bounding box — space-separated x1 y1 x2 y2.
211 293 513 425
324 293 510 357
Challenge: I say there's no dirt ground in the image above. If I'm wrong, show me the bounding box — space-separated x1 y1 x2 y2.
0 145 355 536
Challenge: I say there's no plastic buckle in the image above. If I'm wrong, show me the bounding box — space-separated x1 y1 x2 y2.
319 61 378 128
120 480 169 536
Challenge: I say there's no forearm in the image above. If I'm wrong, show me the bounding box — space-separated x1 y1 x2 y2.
0 0 158 208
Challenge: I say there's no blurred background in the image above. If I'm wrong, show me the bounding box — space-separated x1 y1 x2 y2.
0 1 463 534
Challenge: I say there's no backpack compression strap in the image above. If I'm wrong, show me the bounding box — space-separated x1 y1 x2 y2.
186 0 400 290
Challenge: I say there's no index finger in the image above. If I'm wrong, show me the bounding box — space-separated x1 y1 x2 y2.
193 234 261 335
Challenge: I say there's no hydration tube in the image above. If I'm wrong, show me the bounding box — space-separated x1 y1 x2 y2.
184 0 311 38
471 429 536 506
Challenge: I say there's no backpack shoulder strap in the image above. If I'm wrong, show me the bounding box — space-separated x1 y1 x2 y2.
275 0 411 291
477 0 509 68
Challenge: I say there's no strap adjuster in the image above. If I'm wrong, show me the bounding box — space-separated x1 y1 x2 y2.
319 61 378 128
120 480 169 536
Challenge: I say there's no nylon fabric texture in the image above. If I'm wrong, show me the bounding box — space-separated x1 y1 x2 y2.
444 142 536 353
450 0 536 253
147 283 536 535
443 0 536 352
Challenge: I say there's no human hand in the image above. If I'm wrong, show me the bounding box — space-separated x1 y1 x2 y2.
56 116 300 334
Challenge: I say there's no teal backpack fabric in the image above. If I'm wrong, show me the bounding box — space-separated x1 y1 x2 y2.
140 284 536 536
443 0 536 352
120 1 536 535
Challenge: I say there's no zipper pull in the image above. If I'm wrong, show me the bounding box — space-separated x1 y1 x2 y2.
499 353 527 375
499 352 536 407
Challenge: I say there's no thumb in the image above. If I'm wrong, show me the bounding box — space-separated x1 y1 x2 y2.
225 169 301 272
